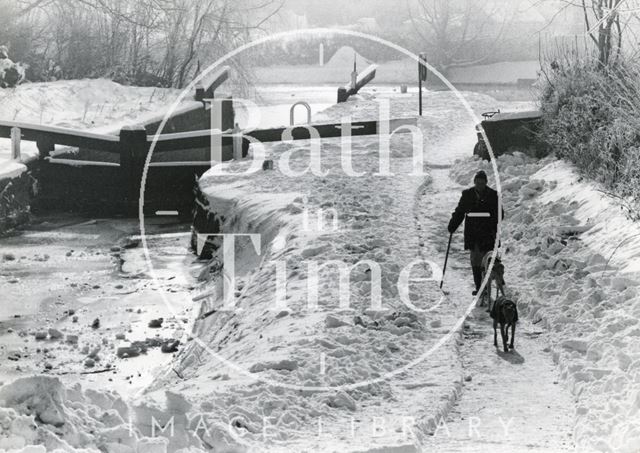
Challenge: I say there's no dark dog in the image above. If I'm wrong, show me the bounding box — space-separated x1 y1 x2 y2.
480 251 506 311
491 295 518 353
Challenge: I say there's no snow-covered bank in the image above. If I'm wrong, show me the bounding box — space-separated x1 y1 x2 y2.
451 153 640 453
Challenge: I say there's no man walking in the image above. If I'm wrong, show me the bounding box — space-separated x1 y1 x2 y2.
448 170 503 295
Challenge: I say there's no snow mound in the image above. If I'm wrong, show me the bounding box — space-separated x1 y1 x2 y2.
0 376 131 452
0 376 69 427
0 161 27 180
325 46 373 70
0 376 227 453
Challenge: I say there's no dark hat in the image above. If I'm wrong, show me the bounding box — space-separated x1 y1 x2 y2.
474 170 488 181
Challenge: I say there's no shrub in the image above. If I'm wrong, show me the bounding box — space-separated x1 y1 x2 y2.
538 56 640 218
0 58 25 88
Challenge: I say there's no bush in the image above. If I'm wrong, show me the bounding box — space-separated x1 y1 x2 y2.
538 56 640 218
0 58 25 88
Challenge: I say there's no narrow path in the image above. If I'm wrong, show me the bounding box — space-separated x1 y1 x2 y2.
414 133 575 452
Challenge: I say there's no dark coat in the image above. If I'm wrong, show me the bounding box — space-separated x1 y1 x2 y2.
448 186 503 251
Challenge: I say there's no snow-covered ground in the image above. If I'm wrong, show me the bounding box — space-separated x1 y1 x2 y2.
152 93 472 452
3 79 634 453
414 136 574 453
450 154 640 452
136 90 577 453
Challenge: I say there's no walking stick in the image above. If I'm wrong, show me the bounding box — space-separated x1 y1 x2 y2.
440 232 453 289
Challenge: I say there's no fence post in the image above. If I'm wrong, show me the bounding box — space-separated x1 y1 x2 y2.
10 127 21 161
119 125 149 216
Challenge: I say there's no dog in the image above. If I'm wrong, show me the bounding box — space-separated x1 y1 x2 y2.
491 295 518 352
480 251 506 311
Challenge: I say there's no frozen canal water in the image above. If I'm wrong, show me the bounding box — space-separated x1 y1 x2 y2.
0 214 205 398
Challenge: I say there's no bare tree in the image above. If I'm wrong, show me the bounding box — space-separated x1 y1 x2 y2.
405 0 512 74
581 0 625 65
540 0 640 67
8 0 283 86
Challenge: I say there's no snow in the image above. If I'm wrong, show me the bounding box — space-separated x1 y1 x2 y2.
0 375 240 453
0 79 191 178
0 86 503 452
450 153 640 452
324 46 373 70
3 80 626 452
147 90 513 452
0 162 26 180
532 161 640 274
0 375 130 453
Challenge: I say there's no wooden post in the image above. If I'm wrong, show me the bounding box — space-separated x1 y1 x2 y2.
418 75 422 116
195 66 230 102
10 127 20 161
36 139 54 159
232 123 243 161
337 87 349 103
220 97 235 132
419 52 428 116
119 125 149 216
204 96 235 131
204 96 235 162
337 64 377 103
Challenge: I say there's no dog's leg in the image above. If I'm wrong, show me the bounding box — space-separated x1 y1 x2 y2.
489 278 497 314
509 323 516 349
485 277 492 312
493 319 498 347
500 323 508 353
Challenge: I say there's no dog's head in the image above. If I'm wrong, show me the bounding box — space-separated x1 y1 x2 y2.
500 299 517 324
